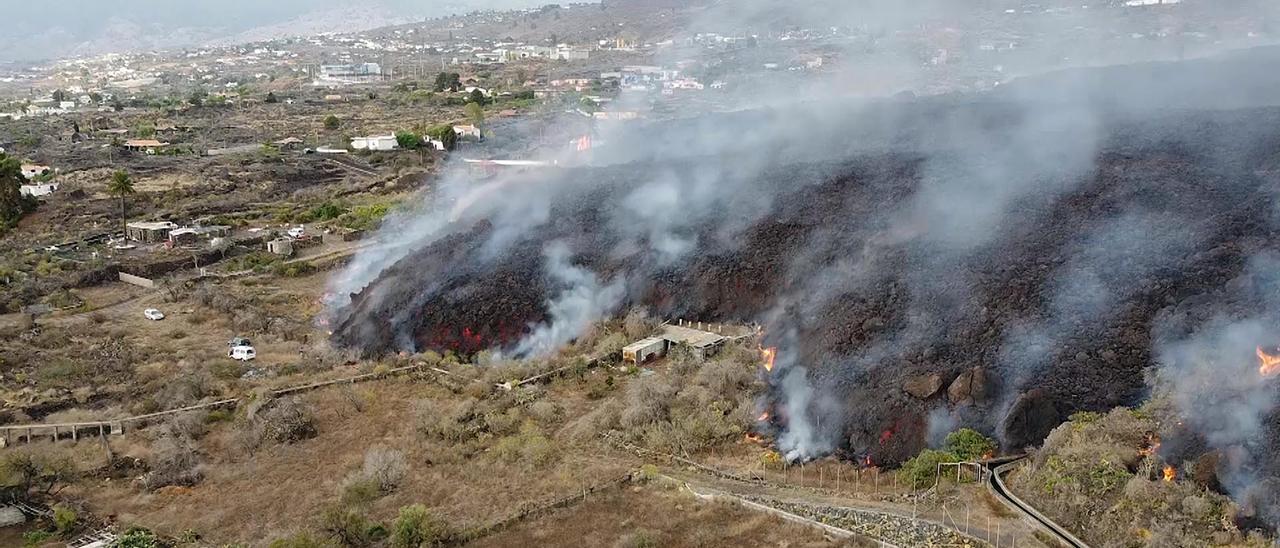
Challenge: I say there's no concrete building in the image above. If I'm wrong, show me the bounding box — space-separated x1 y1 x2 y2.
317 63 383 85
623 337 667 364
351 135 399 151
169 225 231 245
19 182 58 197
621 323 728 364
452 125 482 140
126 221 179 243
20 164 50 180
123 139 168 153
267 238 294 256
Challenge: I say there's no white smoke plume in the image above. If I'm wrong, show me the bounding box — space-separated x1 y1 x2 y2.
509 241 623 358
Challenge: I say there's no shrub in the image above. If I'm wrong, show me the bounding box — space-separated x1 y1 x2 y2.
115 527 160 548
52 504 77 535
320 506 378 547
269 533 334 548
943 428 997 461
619 377 675 430
390 504 450 548
23 530 55 546
359 446 407 493
141 433 203 491
323 115 341 130
340 477 382 507
256 397 318 444
898 449 959 489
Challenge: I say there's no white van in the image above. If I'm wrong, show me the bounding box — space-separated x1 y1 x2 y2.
228 345 257 361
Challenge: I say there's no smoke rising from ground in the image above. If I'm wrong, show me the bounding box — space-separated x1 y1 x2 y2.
328 0 1280 525
509 241 624 357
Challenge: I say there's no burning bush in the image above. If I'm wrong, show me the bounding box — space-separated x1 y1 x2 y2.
1012 407 1245 546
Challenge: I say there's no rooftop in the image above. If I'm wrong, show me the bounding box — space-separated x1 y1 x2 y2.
127 221 179 230
660 324 726 349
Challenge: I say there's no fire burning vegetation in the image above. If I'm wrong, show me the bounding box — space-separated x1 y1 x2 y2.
1257 346 1280 377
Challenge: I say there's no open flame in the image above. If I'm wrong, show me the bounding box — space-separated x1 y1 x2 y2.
1139 432 1161 457
761 347 777 372
1163 465 1176 482
744 433 764 444
1257 346 1280 377
757 411 770 422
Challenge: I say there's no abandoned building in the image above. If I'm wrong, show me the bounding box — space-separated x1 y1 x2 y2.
169 225 231 245
267 238 294 256
126 221 179 243
622 322 728 364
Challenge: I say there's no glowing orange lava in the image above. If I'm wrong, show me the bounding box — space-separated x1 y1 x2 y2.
1258 346 1280 377
1163 465 1176 482
761 347 777 372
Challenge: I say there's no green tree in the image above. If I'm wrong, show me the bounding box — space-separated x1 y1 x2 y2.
188 87 208 106
464 102 485 129
467 88 488 106
897 448 959 489
943 428 997 461
324 115 341 130
395 131 422 150
426 125 457 151
265 91 279 104
52 89 68 103
107 170 136 239
391 504 449 548
0 153 38 233
0 450 75 498
433 72 461 92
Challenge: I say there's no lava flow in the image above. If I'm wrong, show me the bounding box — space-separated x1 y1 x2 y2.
1258 346 1280 377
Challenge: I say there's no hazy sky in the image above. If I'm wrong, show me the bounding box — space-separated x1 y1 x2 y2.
0 0 548 63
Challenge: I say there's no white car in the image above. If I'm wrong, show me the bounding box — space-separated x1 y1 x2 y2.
287 226 305 238
143 308 165 321
228 345 257 361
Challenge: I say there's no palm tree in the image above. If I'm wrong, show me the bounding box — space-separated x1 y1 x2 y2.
107 170 135 240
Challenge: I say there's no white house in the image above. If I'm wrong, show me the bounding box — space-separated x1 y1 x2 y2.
452 125 481 139
350 135 399 151
20 182 58 197
20 164 50 180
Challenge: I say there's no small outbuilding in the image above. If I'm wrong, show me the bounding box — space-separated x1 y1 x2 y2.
350 135 398 151
267 238 294 256
623 337 668 364
126 221 179 243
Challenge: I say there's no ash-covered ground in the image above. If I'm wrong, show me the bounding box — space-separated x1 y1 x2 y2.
330 47 1280 521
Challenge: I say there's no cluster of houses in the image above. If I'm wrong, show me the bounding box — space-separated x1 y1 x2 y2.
349 124 481 152
125 221 231 246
